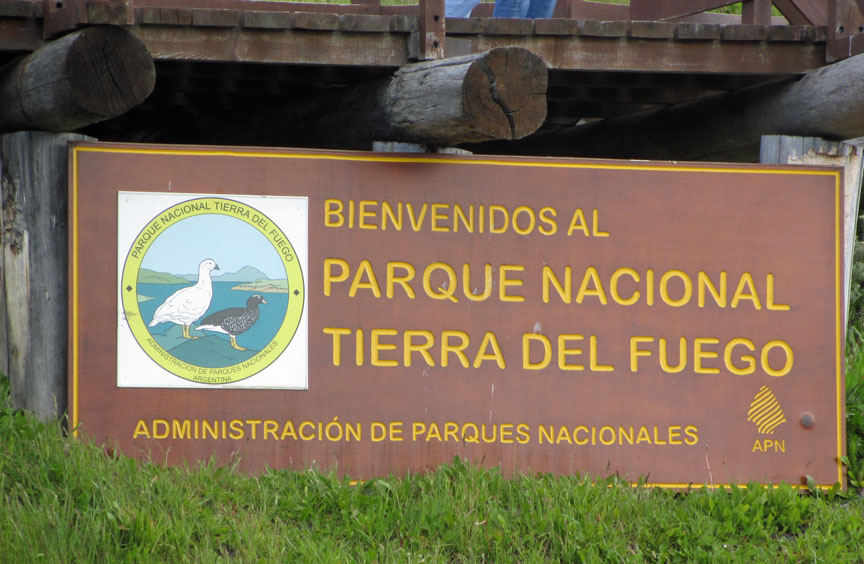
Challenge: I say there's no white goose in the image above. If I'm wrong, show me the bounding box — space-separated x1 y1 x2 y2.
148 259 219 339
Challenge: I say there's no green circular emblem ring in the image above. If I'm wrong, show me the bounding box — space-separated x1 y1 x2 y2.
121 197 305 384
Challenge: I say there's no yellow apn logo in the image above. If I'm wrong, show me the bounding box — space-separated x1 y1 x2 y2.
747 386 786 434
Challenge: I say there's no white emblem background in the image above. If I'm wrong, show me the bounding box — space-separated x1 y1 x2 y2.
116 191 309 389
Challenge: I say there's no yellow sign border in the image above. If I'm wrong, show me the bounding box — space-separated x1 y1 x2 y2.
70 144 845 489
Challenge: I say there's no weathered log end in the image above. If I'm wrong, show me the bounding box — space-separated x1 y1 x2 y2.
462 47 548 141
0 26 155 133
66 26 156 122
386 46 548 145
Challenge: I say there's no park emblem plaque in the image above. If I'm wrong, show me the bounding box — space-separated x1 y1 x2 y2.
117 194 307 389
70 143 845 488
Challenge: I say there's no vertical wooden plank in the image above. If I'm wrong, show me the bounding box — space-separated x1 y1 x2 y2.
0 131 94 421
742 0 772 24
828 0 864 62
418 0 445 60
0 227 6 380
42 0 88 38
759 134 782 163
761 134 864 331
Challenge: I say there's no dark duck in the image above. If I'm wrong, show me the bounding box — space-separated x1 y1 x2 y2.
197 294 267 351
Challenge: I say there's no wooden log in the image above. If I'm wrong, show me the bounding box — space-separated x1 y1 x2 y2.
0 26 155 134
197 47 547 149
474 52 864 162
0 131 95 421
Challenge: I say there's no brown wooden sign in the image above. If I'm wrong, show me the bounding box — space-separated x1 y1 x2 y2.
70 143 845 488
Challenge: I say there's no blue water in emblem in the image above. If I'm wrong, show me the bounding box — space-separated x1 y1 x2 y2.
139 281 290 367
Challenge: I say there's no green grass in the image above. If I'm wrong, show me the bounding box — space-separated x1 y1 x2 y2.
2 374 864 562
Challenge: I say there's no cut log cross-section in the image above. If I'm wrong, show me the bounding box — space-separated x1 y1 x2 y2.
387 47 547 143
0 26 155 133
201 47 548 149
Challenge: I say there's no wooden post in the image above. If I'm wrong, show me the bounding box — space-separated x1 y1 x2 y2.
417 0 445 61
0 131 94 421
761 134 864 331
828 0 864 62
742 0 773 24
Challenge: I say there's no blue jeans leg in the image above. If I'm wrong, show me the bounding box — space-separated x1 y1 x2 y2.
493 0 530 18
525 0 556 18
445 0 482 18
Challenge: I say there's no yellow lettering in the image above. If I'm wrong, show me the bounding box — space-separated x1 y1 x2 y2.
474 332 506 369
592 209 609 237
462 264 493 302
538 207 558 235
576 267 608 304
659 337 686 373
349 260 382 298
371 329 398 367
542 265 571 304
499 265 525 302
725 338 755 375
685 425 699 445
423 263 458 303
512 206 536 235
386 262 416 299
557 334 584 371
574 426 589 445
324 199 344 227
766 273 790 311
630 337 654 371
133 419 150 438
441 331 470 368
732 272 762 310
153 419 169 439
404 330 435 367
323 327 351 366
589 335 614 372
567 208 589 236
610 267 640 306
358 200 378 229
694 338 720 374
453 204 473 233
762 340 793 377
229 419 244 440
660 269 692 307
489 205 509 234
407 203 428 231
323 258 349 296
430 203 449 232
698 271 726 308
381 201 402 230
524 333 552 370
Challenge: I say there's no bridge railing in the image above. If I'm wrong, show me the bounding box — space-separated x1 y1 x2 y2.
8 0 864 62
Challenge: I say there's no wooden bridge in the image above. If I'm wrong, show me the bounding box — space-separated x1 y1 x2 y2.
2 0 864 161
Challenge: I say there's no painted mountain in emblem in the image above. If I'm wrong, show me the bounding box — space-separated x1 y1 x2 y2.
137 268 191 284
173 265 269 283
213 266 270 283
